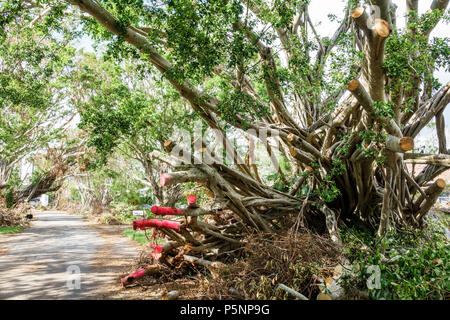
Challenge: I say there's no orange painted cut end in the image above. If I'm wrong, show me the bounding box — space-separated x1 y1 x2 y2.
289 146 297 157
287 133 295 142
164 140 172 148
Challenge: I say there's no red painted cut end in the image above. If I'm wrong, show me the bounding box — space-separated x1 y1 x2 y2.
187 195 197 205
134 218 181 230
147 243 162 261
160 173 168 186
148 244 163 260
121 268 146 286
147 243 163 253
151 206 182 215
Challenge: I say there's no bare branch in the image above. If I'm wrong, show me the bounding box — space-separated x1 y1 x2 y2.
424 0 450 37
403 82 450 138
436 110 447 153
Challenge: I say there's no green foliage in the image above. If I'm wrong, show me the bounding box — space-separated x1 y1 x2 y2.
265 155 293 192
359 130 386 144
373 101 395 118
383 10 450 106
110 202 139 223
217 89 269 128
2 169 20 207
340 219 450 300
71 0 371 132
330 159 345 176
0 18 75 190
4 189 15 208
355 130 386 160
323 31 363 105
69 187 81 201
75 53 195 164
96 162 150 206
122 228 166 246
317 181 341 203
406 7 449 36
122 229 151 246
334 134 351 157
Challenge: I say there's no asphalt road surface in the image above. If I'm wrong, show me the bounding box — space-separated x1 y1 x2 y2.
0 211 138 300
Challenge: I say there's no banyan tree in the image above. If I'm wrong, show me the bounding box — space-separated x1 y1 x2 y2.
8 0 450 257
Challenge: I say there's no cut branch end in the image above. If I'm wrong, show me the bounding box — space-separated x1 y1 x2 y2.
399 137 414 152
287 133 295 142
164 140 175 152
346 79 359 91
351 7 365 19
160 173 169 186
436 178 446 189
373 19 390 38
289 146 297 157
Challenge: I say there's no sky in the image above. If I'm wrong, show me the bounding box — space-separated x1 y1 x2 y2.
72 0 450 151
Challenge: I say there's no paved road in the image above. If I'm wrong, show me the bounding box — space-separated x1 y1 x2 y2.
0 211 138 300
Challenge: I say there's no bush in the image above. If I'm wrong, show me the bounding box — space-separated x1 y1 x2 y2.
340 217 450 300
5 190 15 208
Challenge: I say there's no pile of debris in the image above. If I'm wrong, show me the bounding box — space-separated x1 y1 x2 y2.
121 203 343 300
120 194 237 290
0 205 29 227
118 188 351 300
202 230 341 300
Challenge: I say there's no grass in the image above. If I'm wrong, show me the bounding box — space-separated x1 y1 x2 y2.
123 229 151 246
0 226 23 234
123 229 166 246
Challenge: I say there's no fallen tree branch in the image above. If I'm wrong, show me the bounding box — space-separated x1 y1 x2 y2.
276 283 309 300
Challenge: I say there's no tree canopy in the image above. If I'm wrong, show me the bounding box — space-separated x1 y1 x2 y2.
0 18 75 192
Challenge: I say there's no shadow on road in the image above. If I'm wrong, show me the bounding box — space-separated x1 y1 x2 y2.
0 211 139 300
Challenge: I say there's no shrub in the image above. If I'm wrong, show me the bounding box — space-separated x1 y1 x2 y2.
340 217 450 300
